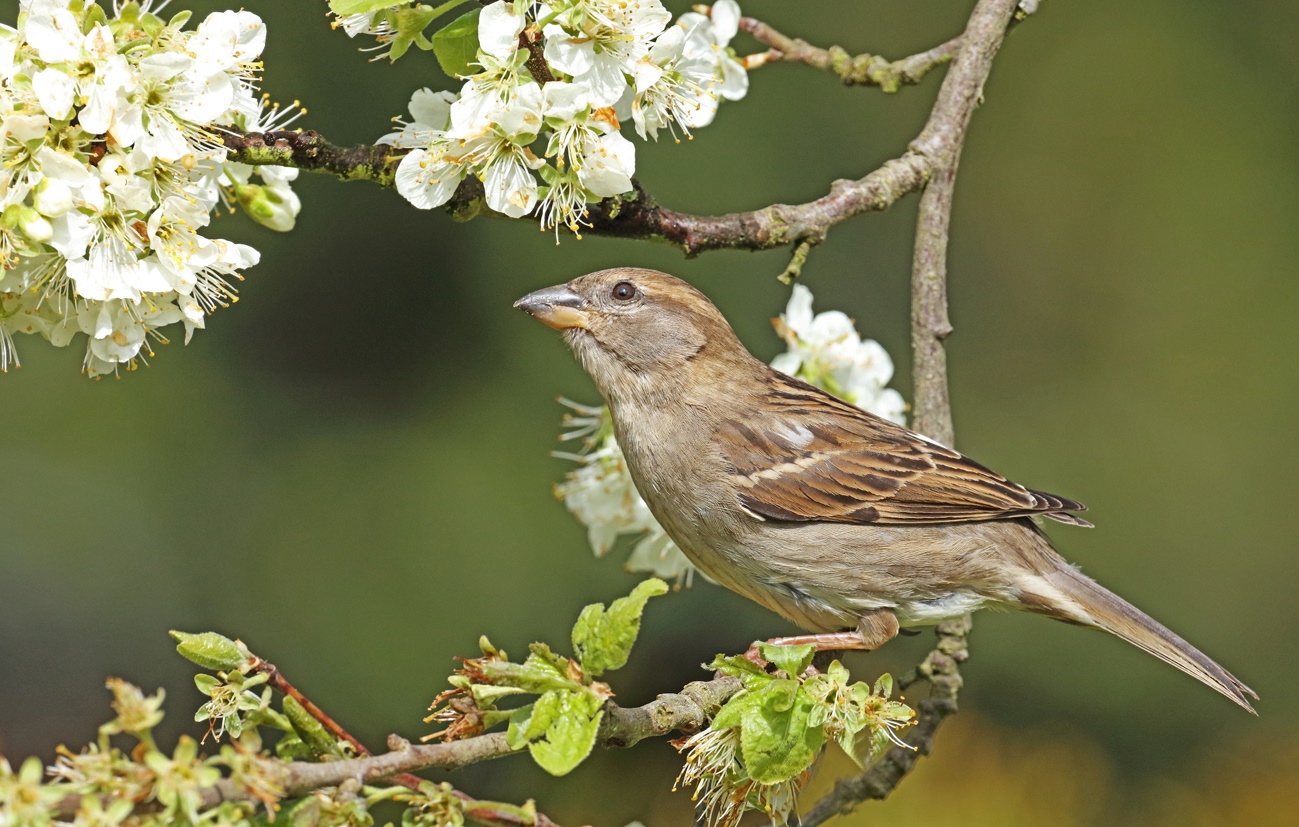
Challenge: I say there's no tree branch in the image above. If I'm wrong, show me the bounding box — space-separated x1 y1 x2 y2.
800 0 1020 820
738 17 961 93
245 652 560 827
278 674 741 797
220 130 931 258
59 675 744 819
800 618 971 826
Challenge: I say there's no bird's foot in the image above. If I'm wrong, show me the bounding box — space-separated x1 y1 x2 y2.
742 630 873 673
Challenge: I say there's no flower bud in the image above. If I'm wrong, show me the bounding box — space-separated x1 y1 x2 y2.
170 630 249 671
235 183 300 233
33 177 74 217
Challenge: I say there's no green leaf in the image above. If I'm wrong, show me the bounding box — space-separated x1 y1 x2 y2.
525 642 572 676
274 732 313 761
711 689 759 732
571 578 668 677
282 695 337 756
82 2 108 32
170 631 246 672
328 0 406 14
527 689 604 776
757 642 816 678
506 696 554 749
469 683 525 710
707 654 775 690
480 660 583 694
736 683 825 783
430 7 481 78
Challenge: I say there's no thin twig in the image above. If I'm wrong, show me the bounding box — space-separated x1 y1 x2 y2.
248 654 556 827
249 655 386 768
739 17 962 93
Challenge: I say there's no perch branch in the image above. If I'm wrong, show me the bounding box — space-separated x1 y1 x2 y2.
738 17 962 92
277 674 742 796
55 675 743 819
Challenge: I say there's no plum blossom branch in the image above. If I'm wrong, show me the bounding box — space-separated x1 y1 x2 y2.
220 128 931 257
277 674 742 796
738 17 962 93
59 674 744 818
243 650 560 827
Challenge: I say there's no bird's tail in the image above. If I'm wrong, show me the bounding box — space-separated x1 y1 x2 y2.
1019 566 1258 713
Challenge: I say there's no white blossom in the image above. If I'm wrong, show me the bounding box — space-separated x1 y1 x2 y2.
0 1 296 377
383 0 748 232
771 285 907 424
554 286 907 584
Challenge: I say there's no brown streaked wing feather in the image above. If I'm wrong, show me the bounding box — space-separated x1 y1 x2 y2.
723 371 1090 527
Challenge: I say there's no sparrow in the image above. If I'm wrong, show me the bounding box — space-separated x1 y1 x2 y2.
514 268 1257 712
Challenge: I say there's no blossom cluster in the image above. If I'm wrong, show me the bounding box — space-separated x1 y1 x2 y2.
374 0 748 237
675 646 915 827
0 0 302 377
555 285 907 584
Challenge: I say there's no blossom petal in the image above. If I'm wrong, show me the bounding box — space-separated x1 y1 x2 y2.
32 69 75 120
478 1 524 60
395 148 465 210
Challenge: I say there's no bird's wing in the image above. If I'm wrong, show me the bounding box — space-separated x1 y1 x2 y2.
720 372 1090 527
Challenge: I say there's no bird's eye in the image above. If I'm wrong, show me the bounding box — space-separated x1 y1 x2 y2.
611 281 638 302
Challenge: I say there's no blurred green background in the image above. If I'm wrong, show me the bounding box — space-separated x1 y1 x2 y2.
3 0 1298 823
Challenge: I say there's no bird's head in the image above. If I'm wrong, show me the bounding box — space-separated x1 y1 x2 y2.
514 268 751 403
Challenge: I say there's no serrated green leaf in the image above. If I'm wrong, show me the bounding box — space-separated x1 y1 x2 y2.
571 578 668 677
527 689 604 776
737 685 825 783
707 654 774 690
480 660 583 693
711 689 759 732
328 0 405 15
431 7 481 78
757 642 816 678
526 642 571 676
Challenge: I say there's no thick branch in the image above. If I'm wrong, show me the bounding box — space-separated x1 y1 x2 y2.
219 129 402 186
739 17 961 93
280 674 741 795
58 675 744 819
221 130 930 257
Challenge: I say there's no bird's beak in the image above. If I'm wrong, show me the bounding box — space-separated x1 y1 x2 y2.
513 284 590 331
